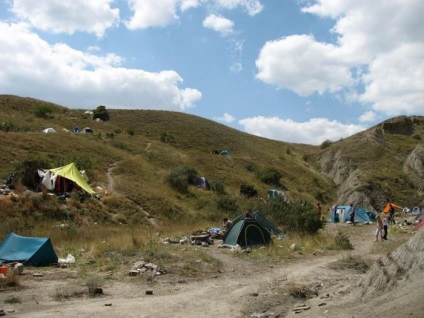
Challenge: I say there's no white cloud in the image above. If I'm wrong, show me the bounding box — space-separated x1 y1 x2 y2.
256 0 424 116
358 111 377 123
10 0 119 37
214 0 263 16
239 116 365 145
203 14 234 36
180 0 200 12
0 22 201 110
125 0 179 29
215 113 236 123
256 34 354 96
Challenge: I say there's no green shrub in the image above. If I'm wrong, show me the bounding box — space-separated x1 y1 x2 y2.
160 132 175 144
258 167 282 186
33 104 52 118
167 166 198 193
15 156 51 189
210 180 225 194
258 197 322 234
216 196 238 213
320 139 333 149
127 128 135 136
240 183 258 197
93 105 109 121
55 152 92 171
0 121 28 132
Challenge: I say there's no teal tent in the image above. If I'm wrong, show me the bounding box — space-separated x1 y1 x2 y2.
0 232 58 266
223 215 272 248
328 205 374 223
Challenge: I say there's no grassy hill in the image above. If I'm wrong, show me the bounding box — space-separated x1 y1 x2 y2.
1 95 423 234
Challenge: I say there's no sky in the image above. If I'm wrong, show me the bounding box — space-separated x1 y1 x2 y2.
0 0 423 145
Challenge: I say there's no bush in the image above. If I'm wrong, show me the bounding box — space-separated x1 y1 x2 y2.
167 167 198 193
15 156 51 189
320 139 333 149
216 196 238 213
258 197 323 234
210 180 225 194
160 132 175 144
127 128 135 136
33 104 52 118
258 167 282 186
240 183 258 197
0 121 28 132
93 105 110 121
55 152 92 171
333 231 354 250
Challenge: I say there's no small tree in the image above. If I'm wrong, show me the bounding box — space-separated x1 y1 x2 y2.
167 167 198 193
93 105 110 121
258 167 282 186
15 156 51 189
33 104 52 118
240 183 258 197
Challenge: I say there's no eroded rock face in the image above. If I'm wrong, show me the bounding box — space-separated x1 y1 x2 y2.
403 144 424 188
356 229 424 298
320 149 355 186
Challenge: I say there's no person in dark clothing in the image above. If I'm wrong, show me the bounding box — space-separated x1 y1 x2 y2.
389 204 396 224
349 204 355 225
382 216 389 240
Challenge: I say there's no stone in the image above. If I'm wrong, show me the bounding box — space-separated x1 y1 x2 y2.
290 244 297 251
145 290 153 295
33 273 43 277
0 309 5 316
128 270 140 276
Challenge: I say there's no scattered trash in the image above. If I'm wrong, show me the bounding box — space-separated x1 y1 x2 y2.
58 254 75 264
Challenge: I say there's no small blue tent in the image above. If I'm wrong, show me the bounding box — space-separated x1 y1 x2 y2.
0 232 58 266
328 205 374 223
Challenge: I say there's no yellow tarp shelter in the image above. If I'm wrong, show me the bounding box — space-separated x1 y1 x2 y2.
47 163 95 194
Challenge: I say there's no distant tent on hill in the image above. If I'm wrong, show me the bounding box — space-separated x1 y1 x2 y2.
42 128 56 134
0 232 58 266
220 150 230 156
81 127 93 133
267 189 284 199
328 205 374 223
38 162 95 195
223 213 273 248
194 177 210 190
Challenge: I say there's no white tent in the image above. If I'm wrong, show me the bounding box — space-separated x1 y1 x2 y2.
42 128 56 134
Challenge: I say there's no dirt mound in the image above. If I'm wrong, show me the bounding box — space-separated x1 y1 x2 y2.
356 228 424 298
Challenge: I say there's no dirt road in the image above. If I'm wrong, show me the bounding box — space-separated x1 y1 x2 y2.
1 221 420 318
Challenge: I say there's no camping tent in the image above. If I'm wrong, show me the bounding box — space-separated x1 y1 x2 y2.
194 177 210 190
328 205 374 223
267 189 285 199
0 232 58 266
382 203 402 213
223 215 272 247
81 127 93 133
39 163 95 194
42 128 56 134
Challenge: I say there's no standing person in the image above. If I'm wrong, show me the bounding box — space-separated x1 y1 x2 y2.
389 204 396 224
316 203 322 220
382 216 389 240
375 215 383 241
349 204 355 225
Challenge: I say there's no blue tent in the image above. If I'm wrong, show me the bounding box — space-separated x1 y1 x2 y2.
328 205 374 223
0 232 58 266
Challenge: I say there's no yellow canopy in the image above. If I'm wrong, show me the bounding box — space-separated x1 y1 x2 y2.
48 163 95 194
382 203 402 213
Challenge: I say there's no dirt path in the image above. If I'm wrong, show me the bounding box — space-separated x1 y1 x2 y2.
1 221 417 318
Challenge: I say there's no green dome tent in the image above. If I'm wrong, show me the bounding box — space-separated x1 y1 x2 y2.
223 215 272 248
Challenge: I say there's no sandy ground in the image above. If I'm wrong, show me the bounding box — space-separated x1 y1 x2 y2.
1 219 422 318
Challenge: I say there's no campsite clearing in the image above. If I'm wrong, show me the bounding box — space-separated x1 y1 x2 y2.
0 218 422 318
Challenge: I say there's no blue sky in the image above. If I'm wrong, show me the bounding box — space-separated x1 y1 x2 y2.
0 0 423 145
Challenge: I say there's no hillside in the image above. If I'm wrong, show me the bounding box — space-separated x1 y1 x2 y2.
1 95 423 231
